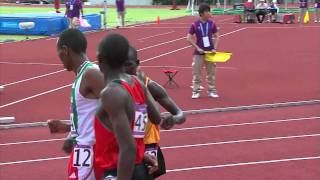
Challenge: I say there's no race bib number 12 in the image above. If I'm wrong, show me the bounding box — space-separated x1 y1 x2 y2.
73 147 93 168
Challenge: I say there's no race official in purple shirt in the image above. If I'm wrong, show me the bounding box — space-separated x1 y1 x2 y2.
116 0 125 27
65 0 84 28
187 3 220 99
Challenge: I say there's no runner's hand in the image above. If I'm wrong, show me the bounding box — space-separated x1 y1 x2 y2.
47 120 69 133
160 113 175 130
211 49 217 54
197 48 205 54
173 113 186 125
62 138 74 154
143 153 159 174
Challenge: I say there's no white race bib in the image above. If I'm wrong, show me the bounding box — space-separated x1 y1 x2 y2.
202 36 210 48
73 146 93 168
133 109 148 138
145 147 158 158
70 5 74 10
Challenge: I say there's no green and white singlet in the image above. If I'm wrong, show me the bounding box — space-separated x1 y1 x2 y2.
70 61 98 146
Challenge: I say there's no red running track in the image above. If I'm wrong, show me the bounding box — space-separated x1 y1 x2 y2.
0 15 320 180
0 105 319 179
0 16 319 123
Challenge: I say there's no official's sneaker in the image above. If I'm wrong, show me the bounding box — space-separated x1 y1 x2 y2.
192 92 200 99
208 92 219 98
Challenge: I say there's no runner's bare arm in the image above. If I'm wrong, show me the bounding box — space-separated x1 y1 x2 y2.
81 68 105 98
148 80 186 125
100 85 136 180
139 80 161 125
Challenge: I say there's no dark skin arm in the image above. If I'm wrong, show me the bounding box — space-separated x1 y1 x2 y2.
137 78 161 125
147 80 186 129
99 84 136 180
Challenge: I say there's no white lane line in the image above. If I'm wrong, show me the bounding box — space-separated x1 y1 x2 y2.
162 116 320 132
2 116 318 146
1 133 319 166
218 18 234 23
137 31 175 41
0 28 246 108
181 99 320 115
137 36 186 52
0 31 187 86
0 156 69 166
0 84 72 109
0 62 61 66
2 69 66 87
140 65 237 70
162 133 320 150
46 37 57 41
141 46 191 63
248 26 320 29
128 17 234 27
141 27 247 63
0 138 65 146
167 156 320 173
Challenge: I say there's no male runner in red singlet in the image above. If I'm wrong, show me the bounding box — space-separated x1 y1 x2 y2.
94 33 161 180
124 46 186 178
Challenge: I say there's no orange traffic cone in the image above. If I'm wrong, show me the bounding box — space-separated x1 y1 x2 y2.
156 16 160 24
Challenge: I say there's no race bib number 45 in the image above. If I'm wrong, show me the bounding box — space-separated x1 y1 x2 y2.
133 104 148 138
73 147 93 168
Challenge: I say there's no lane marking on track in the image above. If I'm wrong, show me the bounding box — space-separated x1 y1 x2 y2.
0 28 246 108
137 31 175 41
1 98 319 127
167 156 320 172
0 138 65 146
140 65 237 70
1 133 319 166
180 99 320 115
141 27 247 63
162 116 320 132
0 84 71 109
127 17 234 27
162 133 320 150
2 116 319 145
1 69 66 87
248 25 320 29
1 27 243 87
0 62 61 66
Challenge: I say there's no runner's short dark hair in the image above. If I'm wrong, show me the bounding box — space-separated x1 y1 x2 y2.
57 29 87 54
98 33 129 68
128 46 139 65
